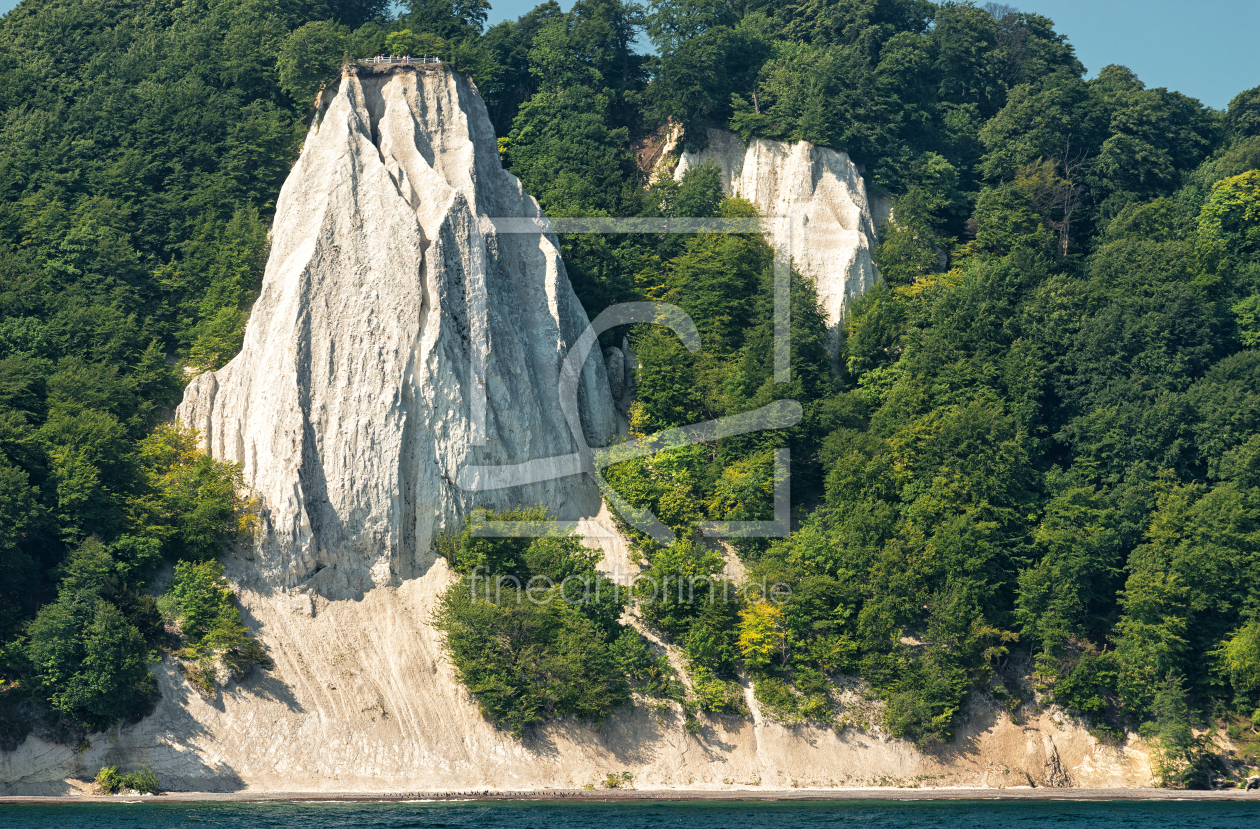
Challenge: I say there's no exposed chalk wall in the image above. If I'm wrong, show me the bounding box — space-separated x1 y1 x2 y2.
675 128 882 364
177 67 617 600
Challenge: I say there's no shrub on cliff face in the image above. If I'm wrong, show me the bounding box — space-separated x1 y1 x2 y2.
432 513 674 736
134 424 256 563
162 559 271 686
435 583 630 736
1140 674 1223 788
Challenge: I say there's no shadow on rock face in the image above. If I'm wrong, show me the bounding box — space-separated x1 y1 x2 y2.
223 670 305 717
0 661 248 796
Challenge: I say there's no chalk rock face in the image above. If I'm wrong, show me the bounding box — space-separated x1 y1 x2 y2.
675 128 880 359
177 67 617 598
603 347 624 401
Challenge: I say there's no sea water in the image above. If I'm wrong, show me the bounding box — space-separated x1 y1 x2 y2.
1 799 1258 829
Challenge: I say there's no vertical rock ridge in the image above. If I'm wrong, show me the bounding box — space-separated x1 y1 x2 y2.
177 67 616 599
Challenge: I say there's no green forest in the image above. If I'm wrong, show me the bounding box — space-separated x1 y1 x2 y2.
1 0 1259 788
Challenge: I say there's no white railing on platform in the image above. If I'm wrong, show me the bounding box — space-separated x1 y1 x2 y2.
360 55 442 66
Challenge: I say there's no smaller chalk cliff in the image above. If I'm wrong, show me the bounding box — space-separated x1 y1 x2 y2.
674 128 882 357
177 65 617 599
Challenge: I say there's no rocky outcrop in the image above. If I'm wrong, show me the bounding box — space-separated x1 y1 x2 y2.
602 336 637 416
674 128 880 361
177 65 617 599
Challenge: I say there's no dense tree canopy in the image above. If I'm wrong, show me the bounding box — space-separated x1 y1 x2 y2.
0 0 325 743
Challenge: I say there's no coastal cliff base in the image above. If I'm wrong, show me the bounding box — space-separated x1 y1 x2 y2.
1 539 1153 795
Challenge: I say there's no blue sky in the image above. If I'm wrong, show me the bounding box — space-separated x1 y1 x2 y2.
1 0 1256 108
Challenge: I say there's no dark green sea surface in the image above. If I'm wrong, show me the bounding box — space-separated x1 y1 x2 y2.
1 799 1258 829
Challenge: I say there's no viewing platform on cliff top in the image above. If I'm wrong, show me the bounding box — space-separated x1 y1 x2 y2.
355 55 444 74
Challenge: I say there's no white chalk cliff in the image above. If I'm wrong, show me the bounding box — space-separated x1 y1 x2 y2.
674 128 883 359
177 65 616 599
1 70 1156 796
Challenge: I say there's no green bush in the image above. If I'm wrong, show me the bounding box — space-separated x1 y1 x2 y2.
165 560 271 683
93 765 123 795
752 676 801 723
690 665 747 716
610 629 682 701
94 764 160 795
1139 674 1220 789
120 766 160 795
433 514 674 736
1053 652 1120 721
862 649 970 747
435 581 629 736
